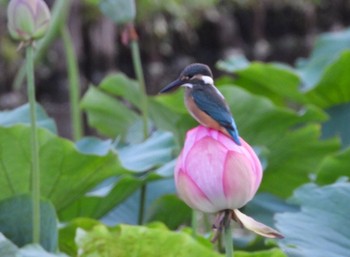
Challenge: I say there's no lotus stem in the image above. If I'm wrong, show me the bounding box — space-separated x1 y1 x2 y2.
26 44 41 244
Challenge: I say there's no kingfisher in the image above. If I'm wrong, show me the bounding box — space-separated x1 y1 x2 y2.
159 63 241 146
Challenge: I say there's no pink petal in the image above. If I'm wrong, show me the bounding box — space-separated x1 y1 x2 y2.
174 151 183 182
208 127 220 140
175 169 216 213
176 125 263 213
216 132 245 153
184 137 229 211
194 125 211 141
223 152 255 209
181 126 209 167
241 139 263 190
182 128 198 160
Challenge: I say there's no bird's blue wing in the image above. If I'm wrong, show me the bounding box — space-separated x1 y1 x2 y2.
192 86 233 127
191 86 241 145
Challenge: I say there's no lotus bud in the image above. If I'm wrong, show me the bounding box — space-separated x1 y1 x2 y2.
175 126 283 239
175 125 263 213
7 0 51 42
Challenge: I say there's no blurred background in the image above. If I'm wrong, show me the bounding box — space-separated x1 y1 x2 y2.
1 2 350 255
0 0 350 137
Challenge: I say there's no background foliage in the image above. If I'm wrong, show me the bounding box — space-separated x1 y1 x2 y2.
0 0 350 256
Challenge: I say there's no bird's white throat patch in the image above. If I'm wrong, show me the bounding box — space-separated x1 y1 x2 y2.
201 75 214 85
182 83 193 88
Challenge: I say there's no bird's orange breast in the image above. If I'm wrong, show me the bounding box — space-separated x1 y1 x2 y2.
185 90 222 130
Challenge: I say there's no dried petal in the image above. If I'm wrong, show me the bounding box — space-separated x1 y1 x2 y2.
233 209 284 239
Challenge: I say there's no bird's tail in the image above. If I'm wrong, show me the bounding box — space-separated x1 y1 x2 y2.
226 119 241 145
227 127 241 146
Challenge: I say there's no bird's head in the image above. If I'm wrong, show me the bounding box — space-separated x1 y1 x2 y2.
159 63 214 93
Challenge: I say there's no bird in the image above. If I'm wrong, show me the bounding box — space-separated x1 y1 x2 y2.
159 63 241 146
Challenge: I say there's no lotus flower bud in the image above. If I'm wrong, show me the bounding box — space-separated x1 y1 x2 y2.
175 125 263 213
7 0 51 42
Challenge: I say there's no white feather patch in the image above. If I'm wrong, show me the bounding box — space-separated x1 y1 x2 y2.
181 83 193 88
202 75 214 85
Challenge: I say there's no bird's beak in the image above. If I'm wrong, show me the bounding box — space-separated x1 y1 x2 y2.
159 78 185 94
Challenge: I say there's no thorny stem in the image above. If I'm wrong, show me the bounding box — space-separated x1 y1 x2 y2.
26 44 41 244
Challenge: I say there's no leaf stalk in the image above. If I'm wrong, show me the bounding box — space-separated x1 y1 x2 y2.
26 44 41 244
